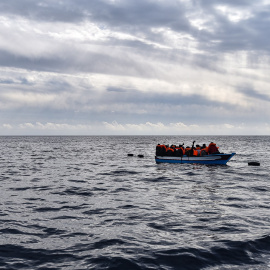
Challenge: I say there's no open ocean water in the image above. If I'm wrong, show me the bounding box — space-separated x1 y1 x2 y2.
0 135 270 270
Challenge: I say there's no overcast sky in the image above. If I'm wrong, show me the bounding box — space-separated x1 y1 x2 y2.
0 0 270 135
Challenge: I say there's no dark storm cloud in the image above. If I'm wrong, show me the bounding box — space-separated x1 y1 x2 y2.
0 0 194 57
88 0 191 33
99 87 254 125
0 0 84 22
107 87 127 93
0 77 32 85
0 79 15 84
1 0 269 63
0 49 67 73
0 0 191 30
194 1 270 52
239 86 270 102
104 87 234 109
0 48 156 78
194 0 255 8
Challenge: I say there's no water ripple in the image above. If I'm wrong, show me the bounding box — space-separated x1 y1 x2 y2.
0 136 270 269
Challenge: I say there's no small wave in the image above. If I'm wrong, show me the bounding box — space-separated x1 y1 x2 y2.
147 176 169 182
185 171 197 176
252 186 269 192
154 244 261 270
222 234 270 254
68 179 87 183
0 244 78 269
35 204 86 213
0 228 23 235
42 227 67 236
155 248 207 270
53 187 93 197
35 207 61 212
0 227 68 239
46 156 57 160
113 187 130 192
9 187 31 191
90 256 141 270
52 215 77 220
111 170 139 175
31 185 52 191
30 156 44 160
83 209 107 215
93 239 126 250
30 178 42 182
226 197 245 201
92 187 108 191
148 222 184 233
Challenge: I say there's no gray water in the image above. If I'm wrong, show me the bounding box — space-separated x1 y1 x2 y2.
0 136 269 269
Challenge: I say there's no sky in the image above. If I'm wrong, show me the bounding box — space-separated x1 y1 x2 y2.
0 0 270 135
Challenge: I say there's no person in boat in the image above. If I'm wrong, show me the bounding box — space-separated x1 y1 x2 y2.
185 146 198 157
166 146 175 156
185 146 191 156
179 144 185 156
195 145 201 156
200 144 208 156
156 144 167 156
207 142 220 154
174 144 185 156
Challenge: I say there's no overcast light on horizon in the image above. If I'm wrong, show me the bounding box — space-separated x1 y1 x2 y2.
0 0 270 135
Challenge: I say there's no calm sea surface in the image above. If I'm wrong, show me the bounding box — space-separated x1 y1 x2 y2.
0 136 270 270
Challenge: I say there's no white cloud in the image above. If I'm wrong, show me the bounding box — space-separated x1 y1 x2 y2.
101 121 268 135
215 5 253 23
1 121 269 135
2 124 12 129
18 122 93 130
0 121 270 136
19 123 35 129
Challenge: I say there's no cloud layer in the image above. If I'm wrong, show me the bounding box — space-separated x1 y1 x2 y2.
0 0 270 135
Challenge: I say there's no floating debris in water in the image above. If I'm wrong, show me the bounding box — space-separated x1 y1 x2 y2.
248 161 260 166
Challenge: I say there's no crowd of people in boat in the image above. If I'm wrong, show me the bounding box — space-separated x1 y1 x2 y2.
156 142 220 157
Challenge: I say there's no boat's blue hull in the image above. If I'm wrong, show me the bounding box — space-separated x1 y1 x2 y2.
155 153 236 165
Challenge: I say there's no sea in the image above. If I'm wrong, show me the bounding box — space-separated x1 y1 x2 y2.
0 135 270 270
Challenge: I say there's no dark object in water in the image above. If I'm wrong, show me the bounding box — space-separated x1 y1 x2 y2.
138 154 144 158
127 154 134 156
248 161 260 166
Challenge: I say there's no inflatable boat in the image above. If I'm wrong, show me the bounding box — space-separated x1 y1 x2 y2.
155 153 236 165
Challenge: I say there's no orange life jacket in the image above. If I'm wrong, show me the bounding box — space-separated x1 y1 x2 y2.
185 147 198 156
200 148 208 156
180 147 185 155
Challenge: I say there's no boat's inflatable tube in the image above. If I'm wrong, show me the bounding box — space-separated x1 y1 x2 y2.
155 153 236 165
